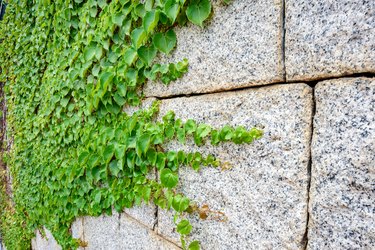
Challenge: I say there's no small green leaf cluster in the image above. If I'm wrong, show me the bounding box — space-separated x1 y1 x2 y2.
0 0 262 249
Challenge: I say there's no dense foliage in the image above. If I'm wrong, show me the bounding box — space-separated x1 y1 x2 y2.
0 0 262 249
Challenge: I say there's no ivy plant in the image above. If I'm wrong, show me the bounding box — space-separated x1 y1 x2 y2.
0 0 262 249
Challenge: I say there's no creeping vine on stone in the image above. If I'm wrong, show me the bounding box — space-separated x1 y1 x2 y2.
0 0 262 249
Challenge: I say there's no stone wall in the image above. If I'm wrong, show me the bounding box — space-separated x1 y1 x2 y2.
32 0 374 249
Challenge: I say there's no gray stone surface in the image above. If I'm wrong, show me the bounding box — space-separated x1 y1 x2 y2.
82 212 180 250
124 202 157 230
33 228 62 250
71 218 85 249
83 211 122 250
308 77 375 249
156 84 313 249
144 0 284 97
285 0 375 81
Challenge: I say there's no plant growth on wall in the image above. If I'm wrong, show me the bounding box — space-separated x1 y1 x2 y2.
0 0 262 249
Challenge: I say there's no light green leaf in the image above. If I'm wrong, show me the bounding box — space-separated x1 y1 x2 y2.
164 0 180 22
131 28 147 48
177 219 192 235
143 10 160 33
160 168 178 188
189 241 200 250
185 119 197 134
172 194 190 212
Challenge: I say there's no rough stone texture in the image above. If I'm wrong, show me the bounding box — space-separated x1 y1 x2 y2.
32 228 62 250
119 214 180 250
156 84 313 249
71 218 85 250
83 211 122 249
82 212 180 250
285 0 375 81
143 0 284 97
308 77 375 249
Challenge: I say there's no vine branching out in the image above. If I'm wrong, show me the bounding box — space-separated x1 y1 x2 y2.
0 0 262 249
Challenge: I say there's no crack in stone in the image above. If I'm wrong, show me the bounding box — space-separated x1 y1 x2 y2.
302 85 316 249
281 0 286 82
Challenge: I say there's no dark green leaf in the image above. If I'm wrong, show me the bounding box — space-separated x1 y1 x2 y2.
137 45 157 66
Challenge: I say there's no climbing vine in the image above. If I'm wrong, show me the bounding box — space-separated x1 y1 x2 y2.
0 0 262 249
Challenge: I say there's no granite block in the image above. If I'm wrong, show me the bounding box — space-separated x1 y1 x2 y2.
308 77 375 249
144 0 284 97
81 211 179 249
123 203 157 230
156 84 313 249
285 0 375 81
71 218 85 249
33 228 62 250
119 214 180 250
82 211 122 250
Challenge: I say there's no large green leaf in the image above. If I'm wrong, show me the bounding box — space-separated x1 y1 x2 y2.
143 10 160 33
164 0 180 22
153 30 177 54
137 45 157 66
131 28 147 48
186 0 211 27
160 168 178 188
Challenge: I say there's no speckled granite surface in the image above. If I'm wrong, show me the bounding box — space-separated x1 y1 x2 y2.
80 212 179 250
143 0 284 97
285 0 375 81
156 84 313 249
32 228 61 250
308 77 375 250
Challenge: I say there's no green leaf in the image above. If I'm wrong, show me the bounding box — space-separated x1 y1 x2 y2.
109 160 121 177
164 0 180 22
131 28 147 49
88 155 100 168
196 124 211 138
84 44 98 61
186 0 212 27
153 30 177 54
172 194 190 212
78 151 90 165
136 134 151 157
124 47 138 65
160 168 178 188
126 68 138 86
114 143 126 160
165 124 175 139
99 72 115 93
189 241 200 250
114 92 127 106
185 119 197 134
177 219 192 235
112 13 125 26
103 144 115 164
143 10 160 33
156 152 166 170
137 45 157 66
147 148 157 165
